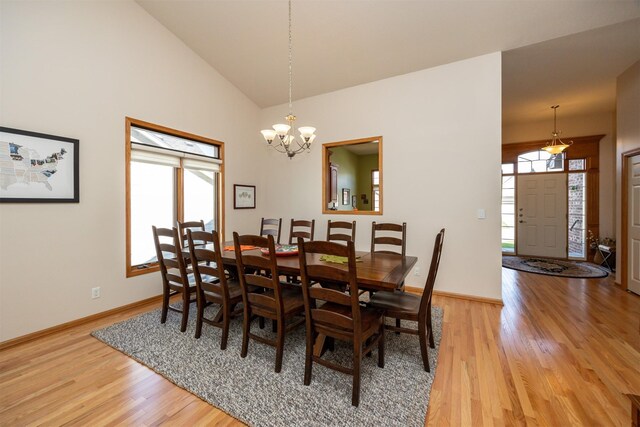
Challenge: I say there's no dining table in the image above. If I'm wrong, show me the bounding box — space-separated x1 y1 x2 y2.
217 242 418 293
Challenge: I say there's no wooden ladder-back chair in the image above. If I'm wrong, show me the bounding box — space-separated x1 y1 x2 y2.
152 226 197 332
297 238 385 407
326 220 356 243
288 219 315 244
369 228 445 372
187 229 241 350
371 221 406 257
260 218 282 244
178 220 205 248
233 233 305 373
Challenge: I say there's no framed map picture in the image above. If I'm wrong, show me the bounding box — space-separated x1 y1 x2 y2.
0 127 79 203
234 184 255 209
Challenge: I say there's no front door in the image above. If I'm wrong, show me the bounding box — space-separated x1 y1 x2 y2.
628 154 640 295
517 174 567 258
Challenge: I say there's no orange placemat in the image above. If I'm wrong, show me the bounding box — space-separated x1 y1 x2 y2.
223 245 258 252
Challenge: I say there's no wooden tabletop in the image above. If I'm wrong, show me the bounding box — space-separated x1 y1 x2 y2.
217 243 417 292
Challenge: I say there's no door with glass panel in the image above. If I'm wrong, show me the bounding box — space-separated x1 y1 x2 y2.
516 173 568 258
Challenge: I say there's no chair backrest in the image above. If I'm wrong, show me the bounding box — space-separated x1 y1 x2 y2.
370 221 407 257
260 218 282 244
289 219 315 244
297 238 362 336
233 233 284 314
187 229 229 301
178 220 205 248
152 226 190 290
419 228 445 317
326 220 356 243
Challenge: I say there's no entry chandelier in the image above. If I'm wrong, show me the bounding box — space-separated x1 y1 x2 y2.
260 0 316 159
542 105 573 155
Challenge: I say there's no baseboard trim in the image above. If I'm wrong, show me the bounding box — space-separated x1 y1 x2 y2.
0 294 163 351
405 286 504 306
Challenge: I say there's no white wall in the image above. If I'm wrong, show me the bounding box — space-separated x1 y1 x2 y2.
0 1 265 341
258 53 503 300
615 60 640 280
503 112 617 239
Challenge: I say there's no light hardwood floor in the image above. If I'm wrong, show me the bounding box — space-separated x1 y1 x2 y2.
1 268 639 426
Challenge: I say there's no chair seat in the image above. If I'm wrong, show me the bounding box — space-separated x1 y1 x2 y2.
259 287 304 315
317 302 384 335
203 279 243 302
369 290 420 317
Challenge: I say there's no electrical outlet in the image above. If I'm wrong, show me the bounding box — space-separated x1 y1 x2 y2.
91 287 101 299
414 267 421 277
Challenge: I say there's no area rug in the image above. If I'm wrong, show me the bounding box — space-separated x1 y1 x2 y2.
502 256 608 278
91 303 443 427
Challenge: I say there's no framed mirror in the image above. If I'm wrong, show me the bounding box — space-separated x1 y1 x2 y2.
322 136 382 215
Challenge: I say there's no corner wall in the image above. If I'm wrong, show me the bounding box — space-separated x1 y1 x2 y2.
258 53 503 300
0 1 263 341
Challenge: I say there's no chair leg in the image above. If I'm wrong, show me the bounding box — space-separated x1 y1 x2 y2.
272 319 278 333
180 291 189 333
304 330 313 386
241 309 250 358
378 324 385 368
395 318 401 335
427 304 435 349
275 319 285 373
161 289 169 324
418 322 430 372
259 316 265 329
352 342 362 407
220 305 230 350
194 293 204 339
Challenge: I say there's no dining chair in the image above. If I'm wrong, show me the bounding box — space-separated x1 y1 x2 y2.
368 228 445 372
326 220 356 243
297 238 385 407
178 219 205 248
371 221 407 257
187 229 241 349
288 219 315 244
233 232 305 373
152 226 198 332
260 218 282 244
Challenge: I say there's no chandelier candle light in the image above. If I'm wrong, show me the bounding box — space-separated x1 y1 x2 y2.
260 0 316 159
542 105 573 155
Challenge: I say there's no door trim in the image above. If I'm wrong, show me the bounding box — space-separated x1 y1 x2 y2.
621 148 640 291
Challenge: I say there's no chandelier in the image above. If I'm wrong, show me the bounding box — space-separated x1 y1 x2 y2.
542 105 573 155
260 0 316 159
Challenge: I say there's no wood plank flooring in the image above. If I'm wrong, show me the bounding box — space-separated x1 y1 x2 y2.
1 268 639 426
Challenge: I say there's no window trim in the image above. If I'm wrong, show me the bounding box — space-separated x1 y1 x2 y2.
125 117 225 278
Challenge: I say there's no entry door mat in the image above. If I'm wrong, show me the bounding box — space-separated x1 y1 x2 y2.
92 303 443 426
502 256 608 278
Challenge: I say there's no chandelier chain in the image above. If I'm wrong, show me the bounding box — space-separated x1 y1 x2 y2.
288 0 293 115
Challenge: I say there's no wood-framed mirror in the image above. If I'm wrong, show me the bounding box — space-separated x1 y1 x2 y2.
322 136 382 215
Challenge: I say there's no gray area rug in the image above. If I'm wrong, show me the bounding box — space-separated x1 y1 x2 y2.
92 302 443 426
502 255 608 278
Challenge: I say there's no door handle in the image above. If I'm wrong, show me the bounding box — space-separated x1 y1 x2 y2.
519 220 526 223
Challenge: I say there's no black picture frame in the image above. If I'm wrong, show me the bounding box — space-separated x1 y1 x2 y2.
0 126 79 203
234 184 256 209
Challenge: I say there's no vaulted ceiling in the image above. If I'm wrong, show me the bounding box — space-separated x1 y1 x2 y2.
137 1 640 124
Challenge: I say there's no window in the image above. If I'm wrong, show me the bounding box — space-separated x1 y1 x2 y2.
568 172 587 259
501 165 515 253
372 169 380 212
518 150 564 174
126 118 223 277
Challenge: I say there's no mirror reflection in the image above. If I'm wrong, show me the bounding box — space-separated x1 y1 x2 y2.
323 137 382 214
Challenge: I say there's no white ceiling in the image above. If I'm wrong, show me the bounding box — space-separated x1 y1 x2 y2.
137 0 640 110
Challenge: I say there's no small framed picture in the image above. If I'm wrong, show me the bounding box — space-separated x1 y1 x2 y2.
342 188 350 205
234 184 255 209
0 126 79 203
352 195 357 208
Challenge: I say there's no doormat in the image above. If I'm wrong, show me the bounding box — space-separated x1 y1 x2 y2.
502 256 608 278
